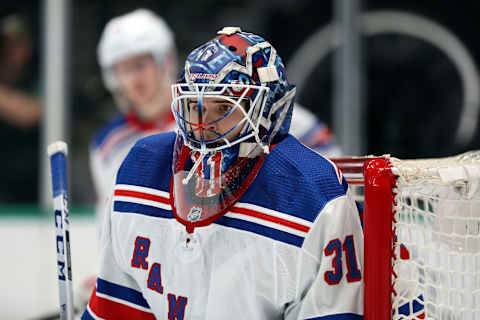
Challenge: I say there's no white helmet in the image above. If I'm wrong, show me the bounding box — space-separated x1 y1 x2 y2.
97 8 175 93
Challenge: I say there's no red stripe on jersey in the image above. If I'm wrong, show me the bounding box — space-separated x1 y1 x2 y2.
89 287 155 320
230 206 310 233
126 109 176 131
115 189 170 205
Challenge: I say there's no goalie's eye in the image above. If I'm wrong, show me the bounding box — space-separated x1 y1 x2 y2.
187 100 235 116
217 104 233 114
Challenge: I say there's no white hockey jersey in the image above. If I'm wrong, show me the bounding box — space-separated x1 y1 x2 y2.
82 132 363 320
90 110 176 226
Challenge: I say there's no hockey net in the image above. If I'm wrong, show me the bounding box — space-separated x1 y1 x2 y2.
332 152 480 320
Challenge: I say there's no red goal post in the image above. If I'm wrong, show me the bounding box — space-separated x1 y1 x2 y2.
332 152 480 320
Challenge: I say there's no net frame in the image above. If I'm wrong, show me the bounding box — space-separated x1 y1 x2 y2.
332 151 480 320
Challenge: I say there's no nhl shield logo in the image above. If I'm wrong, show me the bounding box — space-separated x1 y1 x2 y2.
187 207 202 222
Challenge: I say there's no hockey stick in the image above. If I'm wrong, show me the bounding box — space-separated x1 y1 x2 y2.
48 141 74 320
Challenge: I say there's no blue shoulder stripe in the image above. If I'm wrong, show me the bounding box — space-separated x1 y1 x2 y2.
298 121 325 142
215 215 305 247
81 309 95 320
114 201 174 219
91 114 127 149
97 278 150 309
307 140 336 151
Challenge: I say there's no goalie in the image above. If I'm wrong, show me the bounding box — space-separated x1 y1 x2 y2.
82 27 363 319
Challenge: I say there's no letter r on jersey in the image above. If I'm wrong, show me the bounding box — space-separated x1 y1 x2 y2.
131 236 151 270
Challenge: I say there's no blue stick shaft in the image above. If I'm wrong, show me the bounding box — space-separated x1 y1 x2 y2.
48 141 74 320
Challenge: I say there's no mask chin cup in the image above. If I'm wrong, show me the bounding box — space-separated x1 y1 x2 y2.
171 135 267 233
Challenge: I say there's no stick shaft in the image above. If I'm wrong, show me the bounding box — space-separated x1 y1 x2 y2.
48 141 74 320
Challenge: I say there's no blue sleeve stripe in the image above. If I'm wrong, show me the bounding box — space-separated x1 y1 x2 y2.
306 313 363 320
307 141 335 150
97 278 151 309
299 122 325 142
80 308 96 320
114 201 174 219
91 115 127 149
215 215 305 247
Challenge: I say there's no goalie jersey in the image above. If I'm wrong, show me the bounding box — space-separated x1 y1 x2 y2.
82 132 364 320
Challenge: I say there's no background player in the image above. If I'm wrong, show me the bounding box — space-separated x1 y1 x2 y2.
82 27 363 319
90 9 177 225
291 102 342 157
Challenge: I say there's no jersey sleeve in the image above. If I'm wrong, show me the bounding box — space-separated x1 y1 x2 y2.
81 195 156 320
89 148 110 233
89 147 106 205
285 194 364 320
89 146 123 239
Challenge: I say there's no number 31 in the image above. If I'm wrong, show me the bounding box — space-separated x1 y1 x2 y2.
324 235 362 285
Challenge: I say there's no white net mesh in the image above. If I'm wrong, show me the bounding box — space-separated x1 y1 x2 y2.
333 152 480 320
391 152 480 320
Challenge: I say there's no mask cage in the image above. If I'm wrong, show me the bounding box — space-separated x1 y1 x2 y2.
171 83 270 154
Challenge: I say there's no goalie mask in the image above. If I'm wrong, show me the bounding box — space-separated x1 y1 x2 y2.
170 27 296 232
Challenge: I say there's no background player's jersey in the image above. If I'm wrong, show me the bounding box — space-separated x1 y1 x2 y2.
83 132 363 320
290 103 342 157
89 111 176 227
